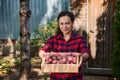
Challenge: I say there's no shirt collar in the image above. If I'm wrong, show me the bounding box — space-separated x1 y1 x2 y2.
56 31 77 40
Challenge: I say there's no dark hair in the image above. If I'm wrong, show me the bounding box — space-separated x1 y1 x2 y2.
56 11 75 35
57 11 75 23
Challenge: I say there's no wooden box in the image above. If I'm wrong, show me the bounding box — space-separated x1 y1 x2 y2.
41 52 82 73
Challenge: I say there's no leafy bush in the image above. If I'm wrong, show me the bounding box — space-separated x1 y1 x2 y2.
0 59 11 76
0 58 20 76
112 0 120 79
31 19 57 46
30 20 57 57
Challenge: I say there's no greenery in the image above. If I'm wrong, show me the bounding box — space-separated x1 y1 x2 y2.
0 58 20 76
112 0 120 79
31 19 57 46
0 57 41 77
30 20 57 57
0 59 11 76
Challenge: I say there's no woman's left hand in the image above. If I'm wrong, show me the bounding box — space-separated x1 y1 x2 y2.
82 52 89 62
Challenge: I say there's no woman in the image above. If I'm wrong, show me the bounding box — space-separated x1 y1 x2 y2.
38 11 90 80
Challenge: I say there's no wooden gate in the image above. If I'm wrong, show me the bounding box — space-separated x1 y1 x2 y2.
82 0 115 77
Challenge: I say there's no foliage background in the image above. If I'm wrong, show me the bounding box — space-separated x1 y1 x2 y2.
112 0 120 79
31 20 57 46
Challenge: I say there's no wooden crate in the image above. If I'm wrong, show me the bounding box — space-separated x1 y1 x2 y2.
41 52 82 73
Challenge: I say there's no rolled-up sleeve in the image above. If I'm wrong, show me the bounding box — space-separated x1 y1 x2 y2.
40 37 54 52
79 36 90 55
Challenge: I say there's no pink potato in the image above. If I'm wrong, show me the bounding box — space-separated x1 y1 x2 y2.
59 58 67 64
52 60 58 64
45 58 52 64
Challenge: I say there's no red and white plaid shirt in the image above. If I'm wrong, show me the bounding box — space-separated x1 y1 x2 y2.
40 31 90 80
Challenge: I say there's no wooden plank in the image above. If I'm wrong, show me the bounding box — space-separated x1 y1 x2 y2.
83 75 114 80
41 64 79 73
82 63 112 76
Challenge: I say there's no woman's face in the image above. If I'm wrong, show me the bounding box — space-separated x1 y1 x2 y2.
59 16 73 35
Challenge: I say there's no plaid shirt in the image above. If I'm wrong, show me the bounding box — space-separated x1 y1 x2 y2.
40 31 90 80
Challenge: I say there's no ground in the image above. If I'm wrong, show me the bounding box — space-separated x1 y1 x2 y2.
0 52 50 80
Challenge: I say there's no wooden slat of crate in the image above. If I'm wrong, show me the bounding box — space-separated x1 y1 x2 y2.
41 64 79 73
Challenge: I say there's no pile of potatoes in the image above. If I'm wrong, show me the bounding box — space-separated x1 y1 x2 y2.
44 52 78 64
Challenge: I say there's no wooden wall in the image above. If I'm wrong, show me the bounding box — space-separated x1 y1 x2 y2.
70 0 115 79
70 0 88 35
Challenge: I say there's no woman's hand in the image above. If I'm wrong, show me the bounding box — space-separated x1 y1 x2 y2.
38 50 45 58
76 52 89 67
82 52 89 62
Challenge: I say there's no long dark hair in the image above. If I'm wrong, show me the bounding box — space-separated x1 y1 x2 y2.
55 11 75 35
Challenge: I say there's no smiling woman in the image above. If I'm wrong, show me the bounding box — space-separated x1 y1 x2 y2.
59 16 73 41
38 11 90 80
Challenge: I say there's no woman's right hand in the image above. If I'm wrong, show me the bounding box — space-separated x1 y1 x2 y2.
38 50 45 58
38 50 50 64
38 50 46 67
